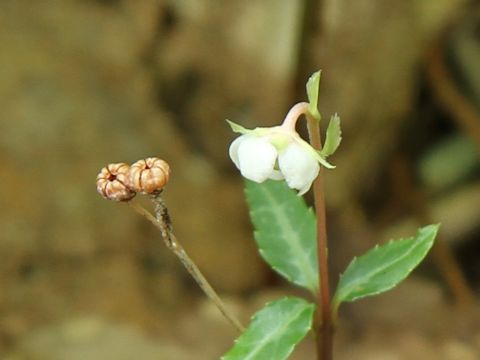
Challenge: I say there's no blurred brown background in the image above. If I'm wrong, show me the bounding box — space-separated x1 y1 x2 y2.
1 1 480 359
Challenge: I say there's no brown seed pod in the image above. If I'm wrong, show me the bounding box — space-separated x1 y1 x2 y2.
96 163 136 201
127 157 170 194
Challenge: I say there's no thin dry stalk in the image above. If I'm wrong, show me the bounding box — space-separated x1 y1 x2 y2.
128 198 245 333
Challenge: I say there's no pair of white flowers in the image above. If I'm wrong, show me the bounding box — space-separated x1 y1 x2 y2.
228 103 334 195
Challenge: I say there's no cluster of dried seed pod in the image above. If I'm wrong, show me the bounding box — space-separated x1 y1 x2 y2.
96 157 171 201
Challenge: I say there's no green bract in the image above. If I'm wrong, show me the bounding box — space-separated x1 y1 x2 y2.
222 297 315 360
321 113 342 158
306 71 321 121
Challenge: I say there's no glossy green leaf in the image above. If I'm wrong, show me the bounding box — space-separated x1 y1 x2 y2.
245 179 318 292
222 297 315 360
333 224 439 307
320 113 341 157
306 70 321 121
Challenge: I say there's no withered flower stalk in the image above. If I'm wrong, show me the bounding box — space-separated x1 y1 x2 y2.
96 158 244 333
128 196 245 332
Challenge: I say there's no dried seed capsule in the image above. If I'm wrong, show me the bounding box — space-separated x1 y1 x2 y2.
128 157 170 194
96 163 136 201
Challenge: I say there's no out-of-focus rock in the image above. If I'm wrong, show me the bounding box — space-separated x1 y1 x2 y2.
340 277 447 334
383 181 480 245
0 2 270 356
158 1 304 166
337 330 438 360
442 340 479 360
175 296 243 359
449 7 480 107
318 0 468 208
4 317 194 360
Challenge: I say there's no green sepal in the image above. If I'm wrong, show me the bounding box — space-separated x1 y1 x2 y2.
312 150 335 169
226 119 252 134
296 137 335 169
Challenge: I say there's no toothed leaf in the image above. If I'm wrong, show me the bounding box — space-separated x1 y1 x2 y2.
334 224 439 306
245 179 318 293
222 297 315 360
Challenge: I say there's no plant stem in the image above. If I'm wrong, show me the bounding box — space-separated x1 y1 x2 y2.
128 199 245 333
283 101 333 359
306 112 333 360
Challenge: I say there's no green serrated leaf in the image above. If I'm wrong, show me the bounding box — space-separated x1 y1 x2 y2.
222 297 315 360
306 71 321 121
245 179 318 293
333 224 439 307
226 119 252 134
320 113 341 157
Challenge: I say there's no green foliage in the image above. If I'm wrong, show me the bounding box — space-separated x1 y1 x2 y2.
245 179 318 293
222 297 315 360
333 224 439 307
306 71 321 121
320 113 342 157
419 134 478 192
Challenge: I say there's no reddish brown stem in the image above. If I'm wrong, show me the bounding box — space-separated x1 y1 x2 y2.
307 114 333 360
284 102 333 359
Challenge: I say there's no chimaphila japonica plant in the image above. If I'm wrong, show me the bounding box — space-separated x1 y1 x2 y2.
96 71 439 360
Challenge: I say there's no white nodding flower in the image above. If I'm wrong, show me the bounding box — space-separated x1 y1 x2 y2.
227 103 334 195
